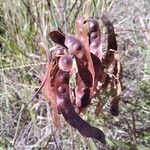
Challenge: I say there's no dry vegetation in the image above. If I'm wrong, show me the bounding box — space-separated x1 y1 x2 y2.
0 0 150 149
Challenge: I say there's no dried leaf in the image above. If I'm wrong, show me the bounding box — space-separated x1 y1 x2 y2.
43 52 61 128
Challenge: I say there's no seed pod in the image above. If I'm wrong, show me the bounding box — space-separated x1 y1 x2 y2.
65 34 93 109
74 17 98 110
76 17 103 101
101 15 117 51
58 54 73 72
49 28 67 49
101 15 117 67
84 18 105 95
54 70 106 144
87 18 102 60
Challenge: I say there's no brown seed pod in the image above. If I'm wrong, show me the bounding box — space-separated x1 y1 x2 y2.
49 28 67 49
65 34 93 109
86 18 104 90
74 17 97 110
101 15 117 51
54 70 106 144
101 15 117 67
87 18 102 60
58 54 73 72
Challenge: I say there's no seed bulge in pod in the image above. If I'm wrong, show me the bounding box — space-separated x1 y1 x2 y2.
59 54 73 72
72 42 82 53
88 19 99 33
58 85 66 93
58 73 69 83
65 36 82 54
90 32 98 39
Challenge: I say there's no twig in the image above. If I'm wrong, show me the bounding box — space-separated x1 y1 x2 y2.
131 112 138 144
42 129 58 149
60 0 79 28
123 117 135 141
0 62 46 72
46 0 58 27
121 99 149 112
21 0 38 26
136 126 150 134
12 104 24 146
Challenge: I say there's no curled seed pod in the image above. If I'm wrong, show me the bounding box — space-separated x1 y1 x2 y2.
54 70 106 144
76 18 101 102
65 33 92 108
58 54 73 72
75 17 96 107
100 15 118 70
101 15 117 51
49 28 67 49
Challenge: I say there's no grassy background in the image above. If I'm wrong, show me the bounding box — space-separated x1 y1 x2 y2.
0 0 150 149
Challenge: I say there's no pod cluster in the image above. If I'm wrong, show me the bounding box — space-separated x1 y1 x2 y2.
42 15 122 144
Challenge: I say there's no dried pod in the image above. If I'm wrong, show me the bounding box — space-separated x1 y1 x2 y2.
86 18 104 90
64 34 91 109
49 28 67 49
101 15 117 50
101 15 117 67
58 54 73 72
74 17 97 109
87 18 103 60
54 70 106 144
